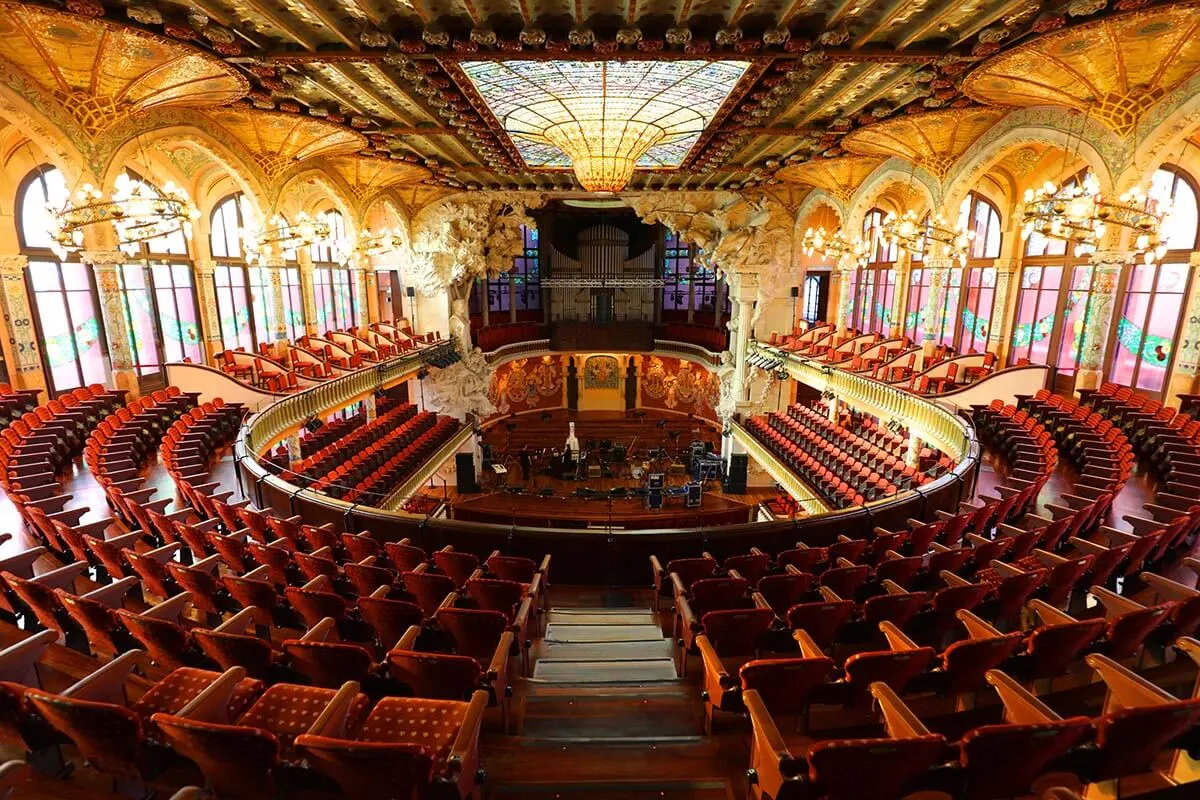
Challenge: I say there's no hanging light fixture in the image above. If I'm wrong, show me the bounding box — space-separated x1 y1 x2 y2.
353 227 406 260
47 172 200 260
244 212 333 265
1019 176 1171 263
801 226 868 266
883 209 974 266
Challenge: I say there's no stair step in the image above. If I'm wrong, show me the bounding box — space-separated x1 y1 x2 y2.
547 608 657 626
541 640 675 662
545 623 665 643
492 780 731 799
521 693 699 740
532 658 678 683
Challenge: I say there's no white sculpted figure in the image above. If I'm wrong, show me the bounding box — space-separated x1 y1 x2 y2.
715 350 739 426
423 346 496 421
565 421 579 460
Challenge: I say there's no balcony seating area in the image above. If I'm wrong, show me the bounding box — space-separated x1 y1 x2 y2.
659 322 728 352
1073 382 1200 485
475 322 543 351
745 402 950 508
283 401 460 504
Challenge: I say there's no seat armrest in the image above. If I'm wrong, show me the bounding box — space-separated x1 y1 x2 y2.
1028 599 1077 626
300 617 338 642
957 609 1004 639
869 682 932 738
143 591 194 621
1089 586 1145 618
80 576 139 608
32 561 87 590
986 670 1063 724
174 667 251 724
792 629 828 659
62 650 143 705
214 606 269 635
304 681 365 739
1085 653 1179 708
0 630 57 685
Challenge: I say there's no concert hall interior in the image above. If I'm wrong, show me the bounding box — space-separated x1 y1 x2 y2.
4 1 1200 799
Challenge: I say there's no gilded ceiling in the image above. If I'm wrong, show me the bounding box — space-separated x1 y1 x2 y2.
1 0 1198 198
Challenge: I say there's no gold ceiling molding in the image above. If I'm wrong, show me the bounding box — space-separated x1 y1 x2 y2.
841 109 1009 181
774 155 885 202
0 2 246 138
202 107 366 182
962 2 1200 138
323 155 432 202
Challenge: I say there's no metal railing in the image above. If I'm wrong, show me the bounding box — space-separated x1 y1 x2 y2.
240 341 455 455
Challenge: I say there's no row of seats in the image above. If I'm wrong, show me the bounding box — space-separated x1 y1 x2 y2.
1076 383 1200 484
293 403 419 476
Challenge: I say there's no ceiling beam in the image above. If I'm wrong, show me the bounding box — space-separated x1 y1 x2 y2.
262 48 946 64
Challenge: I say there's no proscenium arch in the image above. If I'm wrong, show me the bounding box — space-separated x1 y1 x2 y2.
941 109 1120 214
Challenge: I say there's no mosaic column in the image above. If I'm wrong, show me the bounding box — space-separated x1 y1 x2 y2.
922 257 954 355
363 266 379 328
266 257 288 346
365 393 377 422
285 432 301 468
731 272 757 409
0 255 48 394
192 259 222 363
1076 249 1129 392
891 251 912 339
835 259 856 334
988 258 1018 355
297 249 319 336
1173 252 1200 386
81 251 138 397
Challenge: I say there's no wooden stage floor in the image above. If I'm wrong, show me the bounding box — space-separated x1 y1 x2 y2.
432 410 774 529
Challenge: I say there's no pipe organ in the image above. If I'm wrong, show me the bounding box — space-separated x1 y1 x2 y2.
546 224 659 324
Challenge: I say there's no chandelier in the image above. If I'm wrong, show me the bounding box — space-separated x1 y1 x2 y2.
1020 175 1171 263
351 227 406 264
244 212 333 265
801 226 868 266
47 173 199 259
883 210 974 266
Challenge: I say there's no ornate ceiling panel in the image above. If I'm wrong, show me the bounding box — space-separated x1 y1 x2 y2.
775 155 884 201
324 154 433 199
962 2 1200 137
0 1 246 136
841 108 1008 180
203 106 367 180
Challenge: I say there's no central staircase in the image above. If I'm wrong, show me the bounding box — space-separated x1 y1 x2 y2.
483 596 740 799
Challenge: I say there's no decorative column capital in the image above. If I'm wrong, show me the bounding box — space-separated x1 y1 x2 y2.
923 256 956 271
1088 249 1133 268
729 271 759 303
991 257 1019 274
193 258 216 277
79 250 126 268
0 255 28 275
1190 252 1200 268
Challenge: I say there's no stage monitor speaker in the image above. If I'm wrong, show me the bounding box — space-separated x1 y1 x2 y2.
724 453 749 494
455 453 478 493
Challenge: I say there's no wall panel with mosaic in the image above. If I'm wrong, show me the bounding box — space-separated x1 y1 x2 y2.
487 355 565 416
639 356 720 421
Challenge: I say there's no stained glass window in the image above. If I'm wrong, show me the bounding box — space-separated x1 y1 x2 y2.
459 60 750 169
957 267 997 354
958 192 1002 259
1010 266 1063 366
1106 166 1198 396
211 194 273 353
801 274 826 324
857 209 895 334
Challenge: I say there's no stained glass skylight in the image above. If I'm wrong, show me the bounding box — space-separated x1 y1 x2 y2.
459 60 751 190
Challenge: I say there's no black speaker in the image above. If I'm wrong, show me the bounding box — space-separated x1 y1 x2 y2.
406 286 416 298
723 453 749 494
790 286 800 298
455 453 478 493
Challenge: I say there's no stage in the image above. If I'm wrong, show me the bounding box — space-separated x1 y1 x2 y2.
429 410 774 529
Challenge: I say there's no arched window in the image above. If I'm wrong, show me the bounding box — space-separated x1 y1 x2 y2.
1106 165 1200 395
1011 170 1099 385
115 171 203 386
17 165 109 394
801 273 826 324
955 192 1002 353
478 225 543 323
210 194 259 352
309 209 356 332
856 208 896 335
